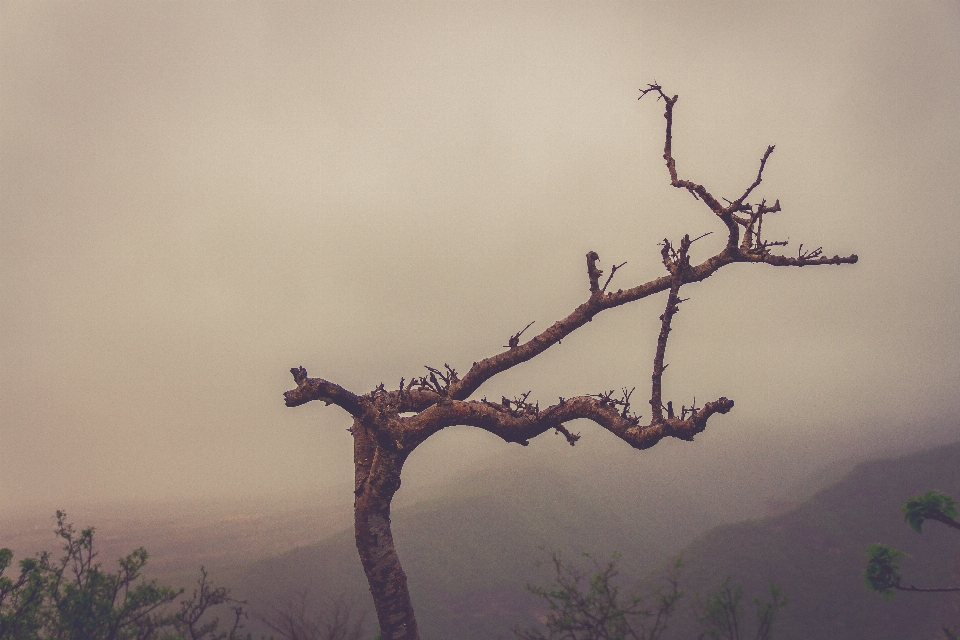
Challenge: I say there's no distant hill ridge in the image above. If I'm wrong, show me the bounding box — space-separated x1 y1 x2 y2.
648 440 960 640
226 440 959 640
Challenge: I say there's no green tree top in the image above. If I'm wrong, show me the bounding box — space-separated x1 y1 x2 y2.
902 490 959 533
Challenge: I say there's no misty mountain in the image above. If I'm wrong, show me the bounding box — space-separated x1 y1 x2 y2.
226 440 959 640
224 454 736 640
650 440 960 640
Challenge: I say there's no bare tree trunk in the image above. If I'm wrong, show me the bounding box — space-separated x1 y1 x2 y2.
352 419 419 640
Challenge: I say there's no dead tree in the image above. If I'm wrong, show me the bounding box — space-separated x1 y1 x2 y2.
283 85 858 640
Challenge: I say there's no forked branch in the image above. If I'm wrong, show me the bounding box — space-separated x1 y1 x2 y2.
285 84 857 452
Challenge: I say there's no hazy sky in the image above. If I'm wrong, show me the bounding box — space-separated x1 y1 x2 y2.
2 1 959 512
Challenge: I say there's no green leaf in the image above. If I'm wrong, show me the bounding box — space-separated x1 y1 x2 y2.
902 490 957 533
864 543 903 599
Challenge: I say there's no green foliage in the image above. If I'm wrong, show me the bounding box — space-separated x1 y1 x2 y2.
865 490 960 601
42 513 181 640
694 578 786 640
863 544 903 599
0 511 250 640
514 553 683 640
902 490 958 533
752 583 786 640
695 578 743 640
865 490 960 637
0 547 47 640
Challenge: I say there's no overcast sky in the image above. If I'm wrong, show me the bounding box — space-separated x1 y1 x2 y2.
2 1 959 513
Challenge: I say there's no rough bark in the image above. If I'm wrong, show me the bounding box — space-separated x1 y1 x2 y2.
351 420 418 640
283 85 858 639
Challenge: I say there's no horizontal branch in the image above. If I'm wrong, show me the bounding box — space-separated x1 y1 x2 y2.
895 583 960 594
742 252 859 267
397 394 734 452
284 367 363 416
285 242 855 422
285 83 857 454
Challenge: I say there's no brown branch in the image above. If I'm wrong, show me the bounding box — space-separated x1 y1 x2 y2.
505 321 536 349
284 367 363 416
650 236 689 422
602 262 628 293
553 423 581 446
448 244 724 403
731 145 776 209
398 394 733 452
639 84 726 217
745 252 858 267
447 240 852 404
895 584 960 594
586 251 604 294
638 83 853 270
739 199 781 252
589 387 638 420
288 83 856 427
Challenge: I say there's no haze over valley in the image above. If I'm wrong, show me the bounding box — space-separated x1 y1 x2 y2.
2 2 959 637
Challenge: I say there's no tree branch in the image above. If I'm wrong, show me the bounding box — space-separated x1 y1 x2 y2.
639 83 857 265
639 84 727 217
397 393 733 452
440 86 855 403
650 235 690 423
284 367 363 416
926 513 960 531
743 252 859 267
895 583 960 594
284 84 854 448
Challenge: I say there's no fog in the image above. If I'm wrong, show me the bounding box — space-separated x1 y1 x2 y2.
2 1 959 513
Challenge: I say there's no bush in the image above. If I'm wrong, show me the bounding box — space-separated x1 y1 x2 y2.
0 511 249 640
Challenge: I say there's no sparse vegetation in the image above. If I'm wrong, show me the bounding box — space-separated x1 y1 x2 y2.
514 553 683 640
514 553 785 640
0 512 249 640
693 577 786 640
258 591 368 640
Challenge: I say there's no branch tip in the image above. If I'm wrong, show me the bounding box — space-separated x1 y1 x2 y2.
586 251 603 293
506 321 536 349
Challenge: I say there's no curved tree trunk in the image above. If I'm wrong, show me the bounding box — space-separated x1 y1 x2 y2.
352 419 420 640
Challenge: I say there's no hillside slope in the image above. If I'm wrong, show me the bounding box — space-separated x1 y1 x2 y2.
226 458 729 640
228 441 960 640
650 441 960 640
